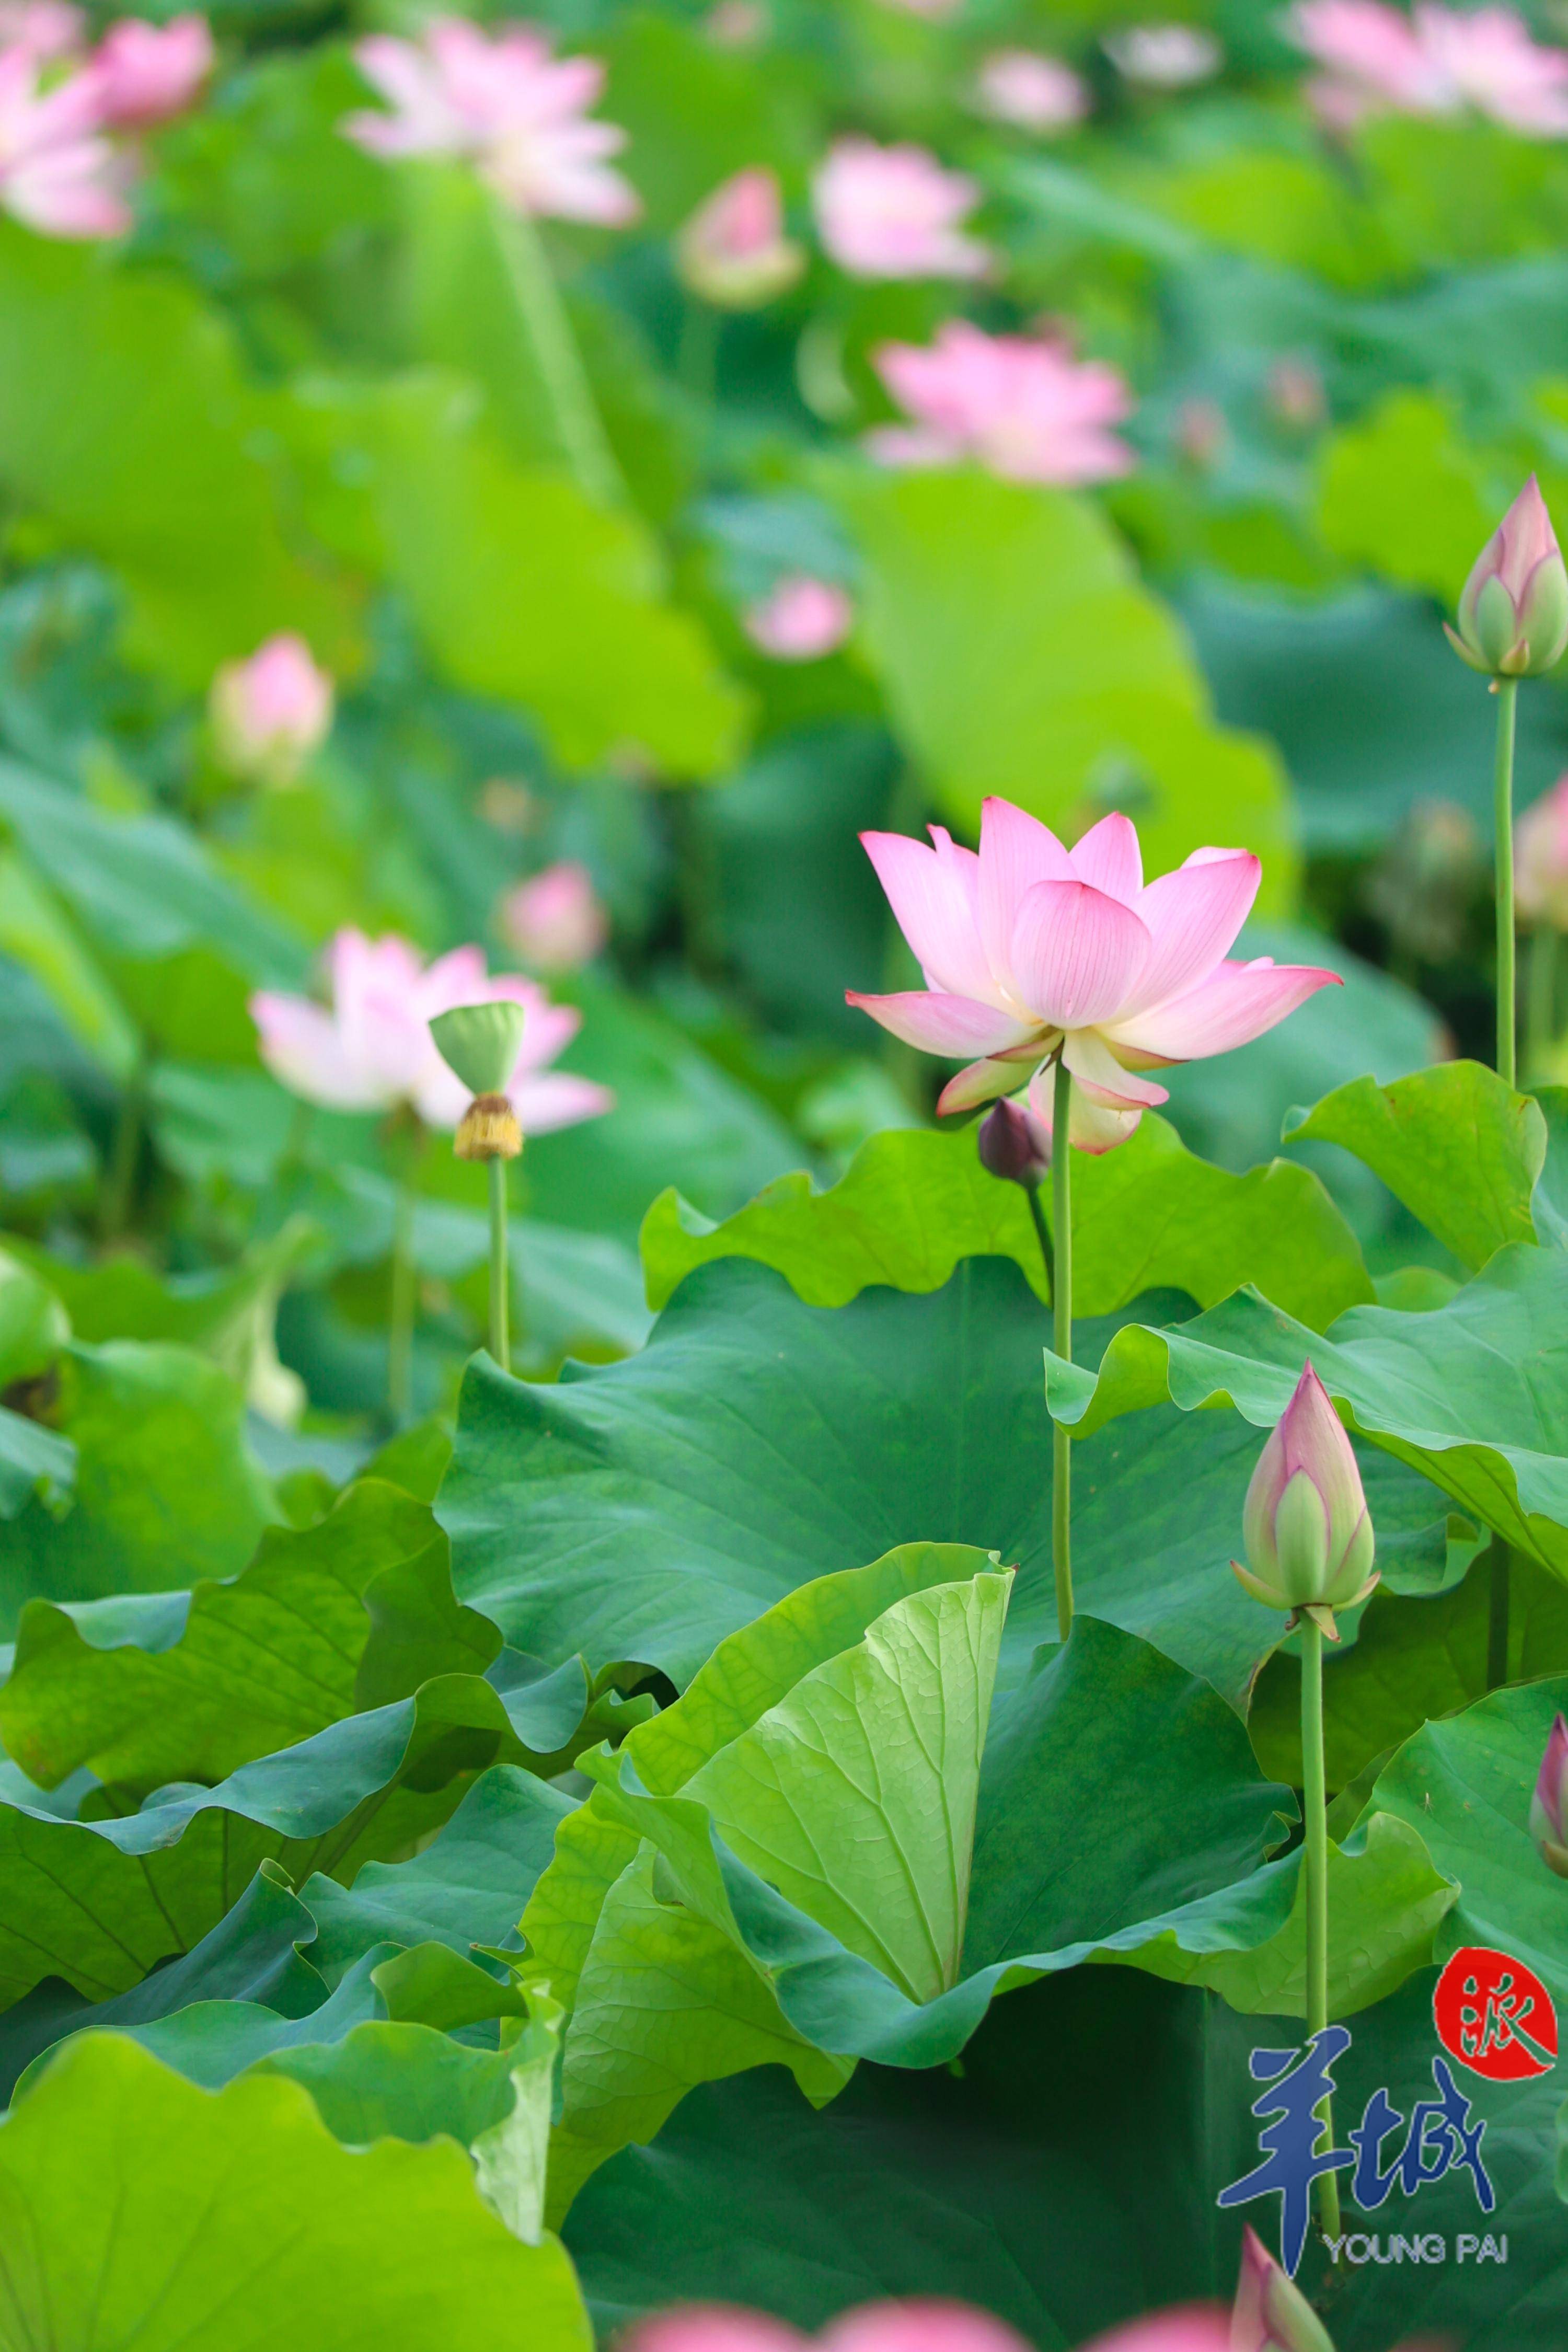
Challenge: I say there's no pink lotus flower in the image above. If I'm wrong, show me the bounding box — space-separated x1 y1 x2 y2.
1447 475 1568 678
624 2305 1034 2352
1103 24 1223 86
250 930 614 1133
743 575 853 661
1235 1363 1378 1627
1079 2314 1227 2352
972 50 1089 131
871 0 962 16
1530 1713 1568 1876
88 13 211 130
0 3 82 61
211 633 334 785
847 799 1338 1152
1290 1 1568 135
0 44 126 234
1516 774 1568 928
501 860 608 971
976 1094 1050 1186
812 137 988 280
869 321 1134 485
705 1 768 48
344 16 639 225
676 165 802 308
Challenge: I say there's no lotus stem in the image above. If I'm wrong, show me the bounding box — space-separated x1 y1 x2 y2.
1527 925 1559 1081
1052 1055 1073 1643
493 199 623 508
1025 1184 1054 1305
1300 1613 1339 2239
388 1179 415 1424
489 1153 511 1374
1494 675 1519 1089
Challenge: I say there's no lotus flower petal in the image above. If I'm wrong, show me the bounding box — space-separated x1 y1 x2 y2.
860 827 998 1005
1009 878 1151 1030
1106 956 1339 1061
844 989 1040 1058
1123 849 1261 1016
1068 811 1143 904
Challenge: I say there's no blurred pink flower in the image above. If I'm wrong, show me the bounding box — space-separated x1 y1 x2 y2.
211 632 334 785
0 45 127 235
344 15 639 224
501 860 609 971
869 321 1134 485
0 3 82 61
1103 23 1222 86
88 13 211 129
676 165 802 307
972 50 1089 131
1290 1 1568 134
744 575 853 660
848 799 1338 1151
705 1 768 47
812 137 988 279
622 2313 805 2352
251 930 614 1133
1078 2314 1228 2352
820 2305 1032 2352
872 0 963 16
1530 1711 1568 1876
1516 774 1568 927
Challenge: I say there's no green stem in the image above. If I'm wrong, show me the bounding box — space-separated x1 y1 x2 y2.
1025 1182 1054 1307
1487 1532 1512 1690
99 1053 146 1243
387 1180 415 1424
493 199 623 507
488 1154 511 1375
1495 676 1519 1089
1052 1057 1073 1644
1527 925 1560 1082
1300 1615 1340 2239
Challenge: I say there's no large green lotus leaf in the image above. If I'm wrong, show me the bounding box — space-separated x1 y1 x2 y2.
0 1249 66 1388
0 2033 593 2350
0 1480 437 1796
642 1115 1370 1329
0 1408 74 1524
564 1966 1563 2352
1317 388 1511 605
0 1669 587 2010
0 845 139 1081
443 1256 1447 1710
836 467 1298 907
1043 1248 1568 1577
10 1219 312 1373
1369 1673 1568 2000
1284 1064 1545 1272
0 1341 276 1635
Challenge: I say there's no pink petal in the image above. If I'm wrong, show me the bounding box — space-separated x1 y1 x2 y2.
845 989 1041 1058
859 827 998 1005
420 942 492 1014
510 1071 616 1134
250 992 388 1110
1105 957 1340 1061
1028 1058 1141 1153
621 2311 807 2352
821 2304 1034 2352
1061 1028 1169 1110
1009 878 1151 1029
976 797 1076 993
1068 812 1142 904
1122 850 1261 1016
936 1054 1039 1115
1077 2310 1229 2352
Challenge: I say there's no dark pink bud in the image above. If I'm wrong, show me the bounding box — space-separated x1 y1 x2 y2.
977 1096 1050 1187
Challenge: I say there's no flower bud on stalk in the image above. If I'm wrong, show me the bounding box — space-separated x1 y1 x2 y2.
1233 1363 1378 1636
1231 2227 1335 2352
1530 1712 1568 1879
1446 476 1568 679
976 1096 1050 1188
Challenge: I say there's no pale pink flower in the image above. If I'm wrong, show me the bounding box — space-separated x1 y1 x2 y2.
250 930 614 1134
871 0 962 17
743 575 853 661
210 632 334 785
88 13 211 130
812 137 988 280
869 321 1134 486
820 2309 1033 2352
1103 24 1223 86
676 166 802 307
501 860 608 971
1516 774 1568 928
1530 1712 1568 1876
972 50 1089 131
1235 1362 1378 1621
848 800 1339 1152
0 3 82 61
0 47 127 235
704 1 768 47
1290 1 1568 134
622 2315 804 2352
1417 3 1568 132
1078 2315 1228 2352
344 16 639 224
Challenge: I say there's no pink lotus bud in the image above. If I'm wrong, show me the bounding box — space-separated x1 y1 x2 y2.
676 167 802 309
1233 1363 1377 1627
1265 355 1326 434
500 860 608 972
1515 773 1568 929
1530 1712 1568 1877
210 632 334 785
1447 475 1568 679
89 13 213 130
744 575 852 661
811 138 989 282
1231 2227 1336 2352
972 50 1090 131
977 1096 1050 1187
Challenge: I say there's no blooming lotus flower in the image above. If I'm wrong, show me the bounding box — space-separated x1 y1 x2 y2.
1103 24 1223 87
977 1095 1049 1187
0 45 126 235
501 860 608 971
88 13 212 130
1446 476 1568 678
1233 1363 1378 1629
0 3 82 62
676 166 802 308
344 16 639 225
847 800 1339 1152
1515 774 1568 928
869 322 1134 485
818 2308 1033 2352
1529 1713 1568 1877
1078 2316 1227 2352
744 575 853 661
1416 3 1568 131
972 51 1089 131
812 138 988 280
210 633 334 786
250 930 614 1134
1290 1 1568 135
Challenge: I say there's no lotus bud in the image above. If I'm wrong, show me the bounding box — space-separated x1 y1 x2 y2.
1232 1364 1378 1634
210 632 334 786
1446 476 1568 679
977 1096 1050 1189
501 860 608 971
676 167 803 310
1529 1713 1568 1878
429 1001 527 1161
1231 2227 1336 2352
